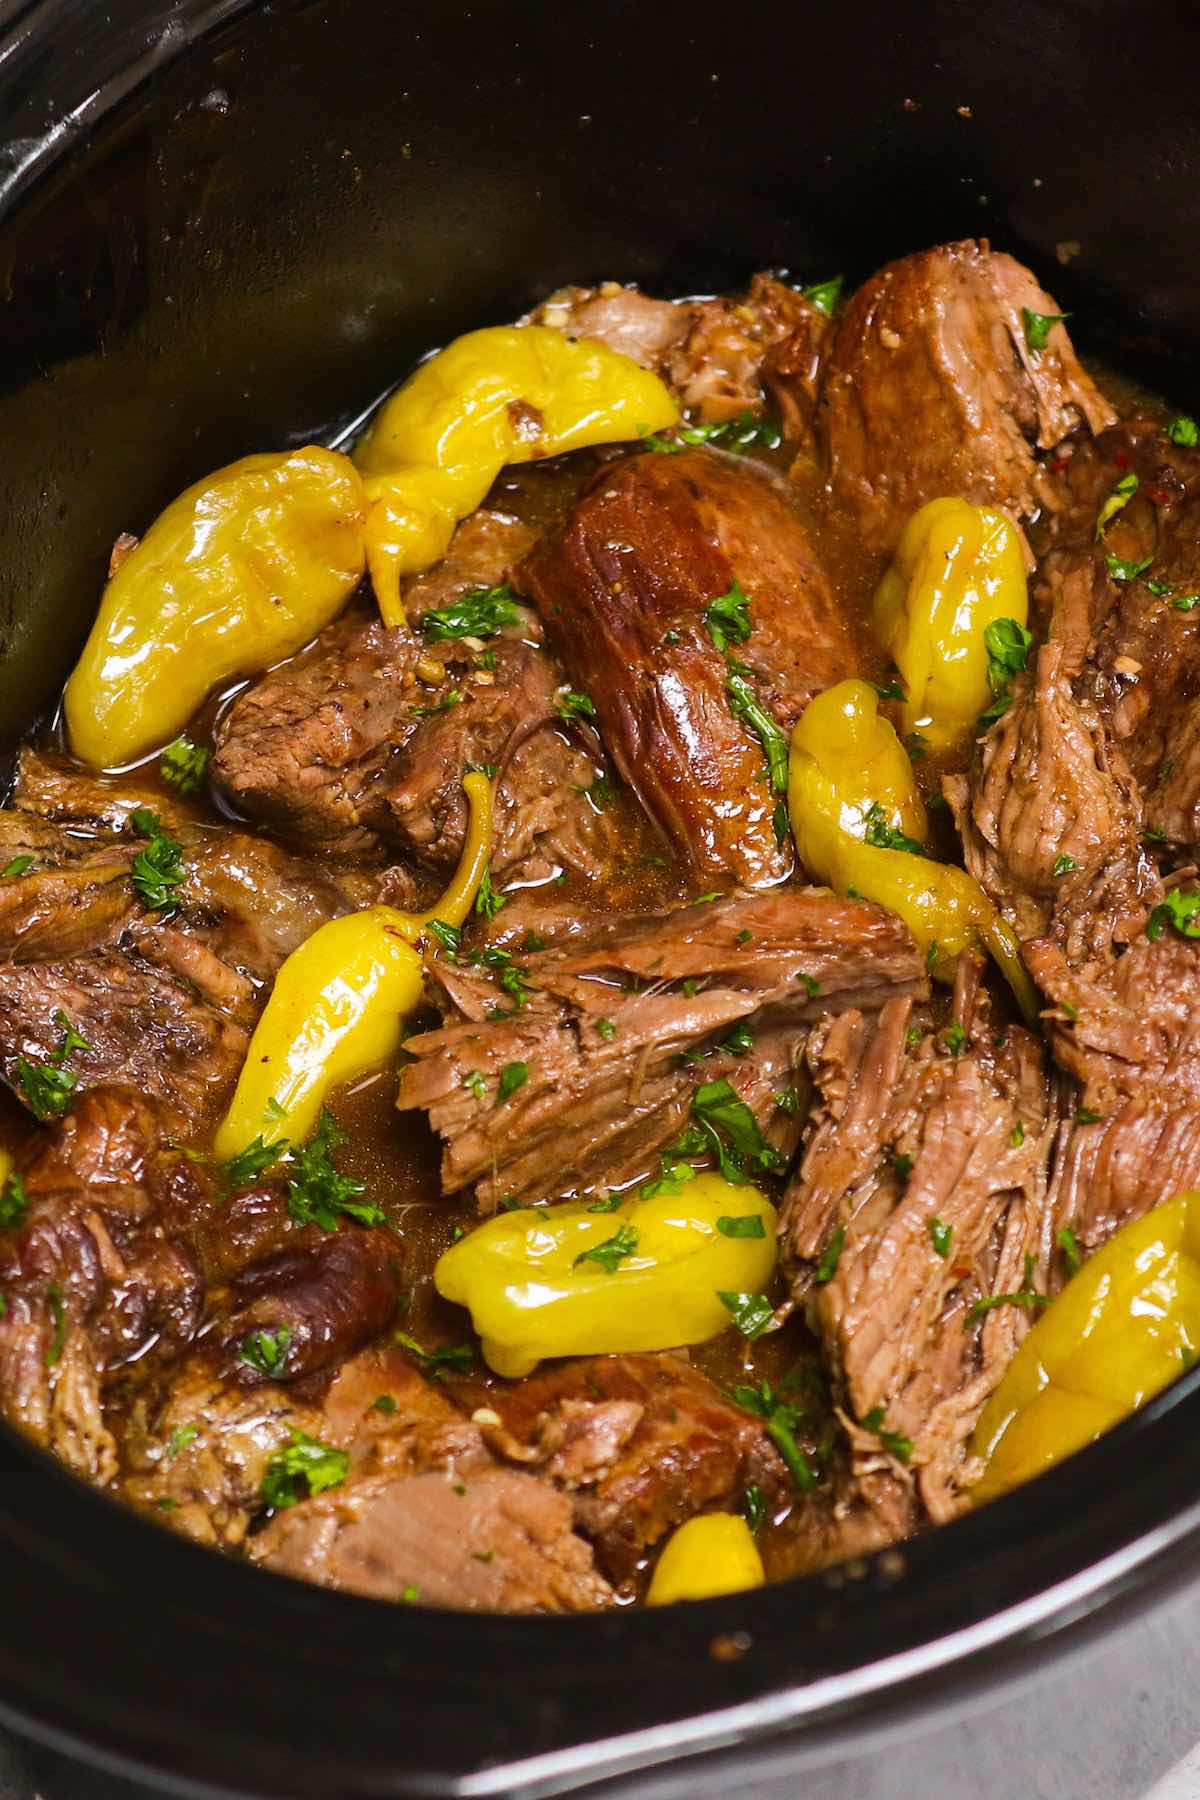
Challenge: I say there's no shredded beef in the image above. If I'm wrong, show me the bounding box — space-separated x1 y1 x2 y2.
398 887 926 1208
781 961 1056 1534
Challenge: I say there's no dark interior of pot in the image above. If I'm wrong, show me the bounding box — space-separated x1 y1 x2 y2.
4 1 1200 1796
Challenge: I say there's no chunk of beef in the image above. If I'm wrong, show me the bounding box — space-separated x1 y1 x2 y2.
213 513 624 887
818 240 1114 552
945 643 1156 960
398 887 926 1208
467 1353 788 1584
129 1346 612 1609
1046 1100 1200 1260
0 1089 211 1481
1030 417 1200 831
1023 930 1200 1115
217 1226 402 1384
520 448 857 884
781 962 1056 1528
11 748 200 837
530 273 829 435
0 937 252 1125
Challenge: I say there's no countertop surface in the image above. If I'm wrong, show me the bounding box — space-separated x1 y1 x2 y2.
2 1572 1199 1799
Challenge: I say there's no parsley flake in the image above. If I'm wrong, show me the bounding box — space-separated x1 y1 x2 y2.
420 583 521 641
704 581 753 653
573 1222 639 1275
1022 306 1070 353
718 1290 774 1338
261 1431 348 1510
160 736 211 796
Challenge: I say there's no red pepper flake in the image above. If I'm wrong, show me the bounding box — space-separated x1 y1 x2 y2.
1149 487 1172 504
1048 456 1068 475
1114 450 1130 470
952 1265 972 1282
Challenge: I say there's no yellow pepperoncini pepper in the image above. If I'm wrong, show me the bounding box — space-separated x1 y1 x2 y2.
646 1514 766 1606
65 448 368 770
353 325 679 624
972 1193 1200 1505
434 1171 777 1378
788 679 1037 1019
873 497 1028 750
214 772 493 1161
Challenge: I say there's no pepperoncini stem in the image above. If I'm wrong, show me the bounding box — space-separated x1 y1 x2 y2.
788 680 1036 1021
972 1191 1200 1504
65 448 368 769
874 497 1028 750
414 770 494 934
434 1171 777 1378
646 1514 765 1606
214 774 492 1160
353 325 679 624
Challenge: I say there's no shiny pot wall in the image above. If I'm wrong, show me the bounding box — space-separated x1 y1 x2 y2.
2 2 1200 1795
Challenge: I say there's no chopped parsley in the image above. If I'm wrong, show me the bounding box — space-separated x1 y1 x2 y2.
467 943 533 1011
394 1332 475 1377
159 736 211 796
474 866 507 920
1146 888 1200 942
410 688 464 718
0 855 33 880
861 1406 913 1463
588 1192 625 1213
15 1009 91 1121
803 275 843 316
0 1172 28 1229
573 1222 639 1275
717 1213 766 1239
929 1217 952 1258
925 939 940 973
894 1152 915 1180
286 1112 383 1230
1053 853 1078 877
239 1325 291 1377
1095 471 1139 539
906 1025 925 1047
1012 1119 1026 1147
496 1061 529 1105
219 1135 285 1191
1021 306 1070 353
716 1020 754 1057
465 760 498 779
814 1223 846 1285
943 1022 968 1056
1105 552 1153 583
554 690 597 724
742 1483 768 1533
726 672 789 792
166 1424 198 1457
129 808 187 913
424 918 461 958
420 583 521 641
704 581 753 653
733 1380 815 1491
691 1077 785 1184
370 1394 398 1416
261 1430 348 1510
966 1252 1048 1324
774 1085 801 1116
718 1290 774 1338
595 1018 617 1041
462 1069 487 1102
904 730 929 761
1168 415 1199 447
641 412 781 454
863 800 926 856
1057 1224 1083 1277
984 616 1033 696
1075 1106 1103 1125
773 797 790 847
871 678 906 702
